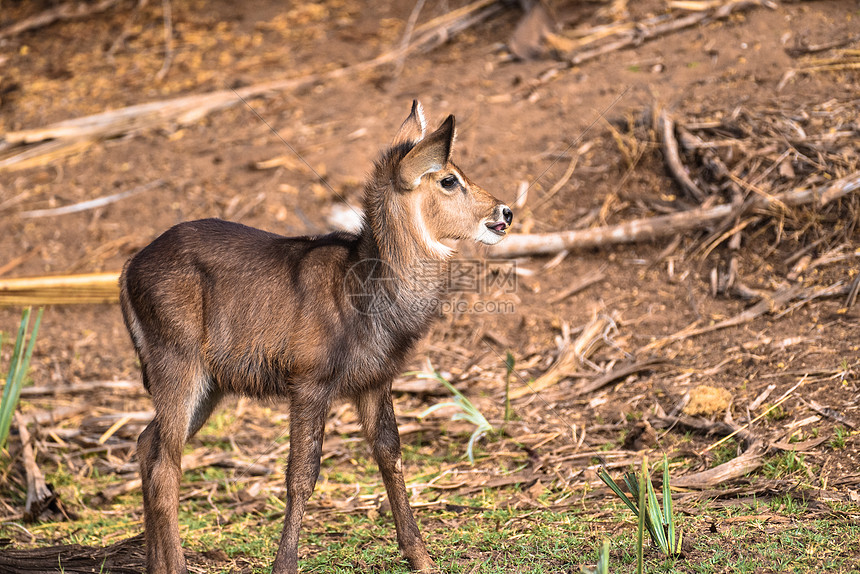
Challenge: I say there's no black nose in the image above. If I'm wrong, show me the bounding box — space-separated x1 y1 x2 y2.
502 206 513 226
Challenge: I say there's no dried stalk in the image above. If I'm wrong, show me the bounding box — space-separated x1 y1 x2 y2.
573 359 665 397
548 268 605 304
0 272 120 306
154 0 174 83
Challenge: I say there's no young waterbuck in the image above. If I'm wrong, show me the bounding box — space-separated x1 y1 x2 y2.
120 100 513 574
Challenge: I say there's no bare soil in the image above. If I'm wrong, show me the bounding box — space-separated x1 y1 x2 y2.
0 0 858 571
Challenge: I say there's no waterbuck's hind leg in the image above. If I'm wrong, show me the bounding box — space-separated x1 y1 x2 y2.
138 418 185 574
355 385 435 572
138 355 219 574
272 390 331 574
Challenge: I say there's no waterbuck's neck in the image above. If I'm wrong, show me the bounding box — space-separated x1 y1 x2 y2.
353 151 451 321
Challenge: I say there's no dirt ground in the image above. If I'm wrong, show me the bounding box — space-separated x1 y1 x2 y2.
1 0 859 571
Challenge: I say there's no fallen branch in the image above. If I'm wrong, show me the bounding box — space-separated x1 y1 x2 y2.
672 441 765 488
95 450 274 502
785 32 860 57
0 533 145 574
770 436 828 452
19 180 164 218
489 170 860 258
541 1 773 78
803 399 857 430
649 413 766 488
18 405 90 427
20 380 139 398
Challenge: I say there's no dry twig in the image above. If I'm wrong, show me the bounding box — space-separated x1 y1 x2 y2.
534 0 774 90
0 0 123 39
659 109 706 202
19 180 164 219
16 416 56 522
154 0 174 82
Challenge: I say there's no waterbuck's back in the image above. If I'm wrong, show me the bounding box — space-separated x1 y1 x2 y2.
120 218 410 400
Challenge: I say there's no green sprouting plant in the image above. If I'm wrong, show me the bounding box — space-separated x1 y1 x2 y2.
762 451 807 479
416 369 492 464
598 455 683 559
0 307 44 449
830 425 847 450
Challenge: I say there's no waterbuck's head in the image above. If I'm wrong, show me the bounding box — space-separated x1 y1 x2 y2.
389 101 513 259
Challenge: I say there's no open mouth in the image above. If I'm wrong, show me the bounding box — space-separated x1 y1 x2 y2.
486 222 507 235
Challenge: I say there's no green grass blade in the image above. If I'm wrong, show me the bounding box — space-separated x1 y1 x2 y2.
597 466 639 516
0 309 32 446
636 456 647 574
5 309 42 445
624 471 641 504
623 465 664 547
645 459 669 553
598 539 609 574
663 455 677 554
0 308 29 404
466 427 489 463
417 368 493 463
0 308 35 449
14 308 42 389
419 402 458 417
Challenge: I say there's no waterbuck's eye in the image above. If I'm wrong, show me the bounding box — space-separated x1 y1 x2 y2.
440 175 459 190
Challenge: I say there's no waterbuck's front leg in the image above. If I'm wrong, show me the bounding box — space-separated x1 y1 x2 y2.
272 390 330 574
356 384 435 572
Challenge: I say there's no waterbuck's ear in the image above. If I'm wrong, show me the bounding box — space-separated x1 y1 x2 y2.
399 114 456 190
392 100 427 147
